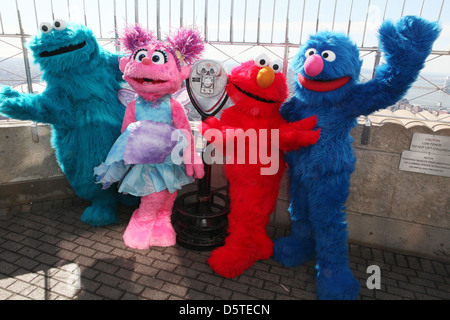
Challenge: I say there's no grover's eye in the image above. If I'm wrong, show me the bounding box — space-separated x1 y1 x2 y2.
322 50 336 62
53 19 67 31
134 49 148 62
40 22 53 34
270 59 283 73
254 53 270 68
152 50 168 64
305 48 317 58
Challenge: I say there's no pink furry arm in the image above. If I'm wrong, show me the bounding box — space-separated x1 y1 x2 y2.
121 100 137 132
171 98 204 179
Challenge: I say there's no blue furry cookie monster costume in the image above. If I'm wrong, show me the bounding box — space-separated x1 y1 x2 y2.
0 20 131 226
274 16 440 300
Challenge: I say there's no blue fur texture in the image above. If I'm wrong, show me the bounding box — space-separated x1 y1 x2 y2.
0 22 133 226
274 16 440 300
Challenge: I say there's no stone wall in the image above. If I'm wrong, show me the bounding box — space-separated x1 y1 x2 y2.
347 123 450 262
210 123 450 262
1 122 449 261
0 123 75 208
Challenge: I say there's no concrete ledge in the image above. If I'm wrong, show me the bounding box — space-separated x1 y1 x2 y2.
0 122 449 262
0 176 76 209
0 123 63 183
347 210 450 263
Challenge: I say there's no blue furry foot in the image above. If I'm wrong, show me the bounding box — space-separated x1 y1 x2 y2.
273 235 315 267
81 200 118 227
316 265 360 300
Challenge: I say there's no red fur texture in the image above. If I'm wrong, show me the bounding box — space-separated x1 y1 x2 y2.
203 60 320 278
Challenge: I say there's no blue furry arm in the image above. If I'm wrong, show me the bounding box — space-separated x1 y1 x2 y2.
105 50 124 84
0 86 74 126
348 16 440 117
0 86 51 123
280 97 306 122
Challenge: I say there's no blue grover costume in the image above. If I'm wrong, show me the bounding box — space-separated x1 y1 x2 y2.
0 21 133 226
274 16 440 299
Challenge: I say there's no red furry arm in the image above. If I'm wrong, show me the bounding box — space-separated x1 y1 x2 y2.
201 109 244 146
277 115 320 152
121 100 137 132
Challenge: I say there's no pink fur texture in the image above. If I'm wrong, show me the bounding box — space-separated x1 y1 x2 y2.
119 25 204 101
123 190 177 249
119 24 205 250
120 24 157 54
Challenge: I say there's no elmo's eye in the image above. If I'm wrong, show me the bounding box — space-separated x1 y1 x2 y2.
152 50 168 64
134 49 148 62
40 22 53 34
305 48 317 58
322 50 336 62
53 19 67 31
254 53 270 68
270 59 283 73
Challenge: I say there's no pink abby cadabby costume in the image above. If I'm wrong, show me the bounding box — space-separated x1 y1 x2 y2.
94 25 205 249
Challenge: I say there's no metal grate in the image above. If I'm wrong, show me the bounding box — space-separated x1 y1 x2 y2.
0 0 449 125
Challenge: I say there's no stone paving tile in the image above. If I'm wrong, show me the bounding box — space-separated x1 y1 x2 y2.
0 201 449 302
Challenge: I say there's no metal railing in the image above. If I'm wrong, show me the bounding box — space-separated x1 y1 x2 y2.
0 0 449 129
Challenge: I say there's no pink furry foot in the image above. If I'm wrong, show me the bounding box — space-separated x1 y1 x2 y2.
149 214 176 247
207 244 258 279
123 209 154 250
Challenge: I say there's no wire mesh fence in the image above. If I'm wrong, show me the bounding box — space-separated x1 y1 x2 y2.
0 0 449 125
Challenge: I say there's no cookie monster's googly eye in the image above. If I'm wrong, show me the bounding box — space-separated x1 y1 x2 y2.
305 48 317 58
321 50 336 62
53 19 67 31
270 59 283 73
134 49 148 62
39 22 53 34
152 50 168 64
254 53 270 68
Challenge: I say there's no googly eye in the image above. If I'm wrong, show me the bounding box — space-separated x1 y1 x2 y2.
321 50 336 62
134 49 148 62
53 19 67 31
152 50 168 64
254 53 270 68
270 59 283 73
304 48 317 58
39 22 53 34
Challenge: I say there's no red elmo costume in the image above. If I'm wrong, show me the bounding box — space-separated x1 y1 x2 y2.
201 56 320 278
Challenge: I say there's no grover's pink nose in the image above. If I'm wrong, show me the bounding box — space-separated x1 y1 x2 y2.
304 54 324 77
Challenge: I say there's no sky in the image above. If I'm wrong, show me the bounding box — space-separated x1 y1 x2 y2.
0 0 449 73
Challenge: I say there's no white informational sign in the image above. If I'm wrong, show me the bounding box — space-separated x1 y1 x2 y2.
410 133 450 156
399 150 450 177
399 133 450 177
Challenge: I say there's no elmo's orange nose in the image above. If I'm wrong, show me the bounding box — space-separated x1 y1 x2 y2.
256 66 275 88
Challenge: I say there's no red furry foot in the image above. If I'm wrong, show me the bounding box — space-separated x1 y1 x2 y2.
254 233 274 259
208 243 257 279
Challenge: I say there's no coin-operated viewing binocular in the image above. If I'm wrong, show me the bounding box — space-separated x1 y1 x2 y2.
173 59 230 251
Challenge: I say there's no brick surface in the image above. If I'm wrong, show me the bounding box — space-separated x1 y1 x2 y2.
0 200 449 302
